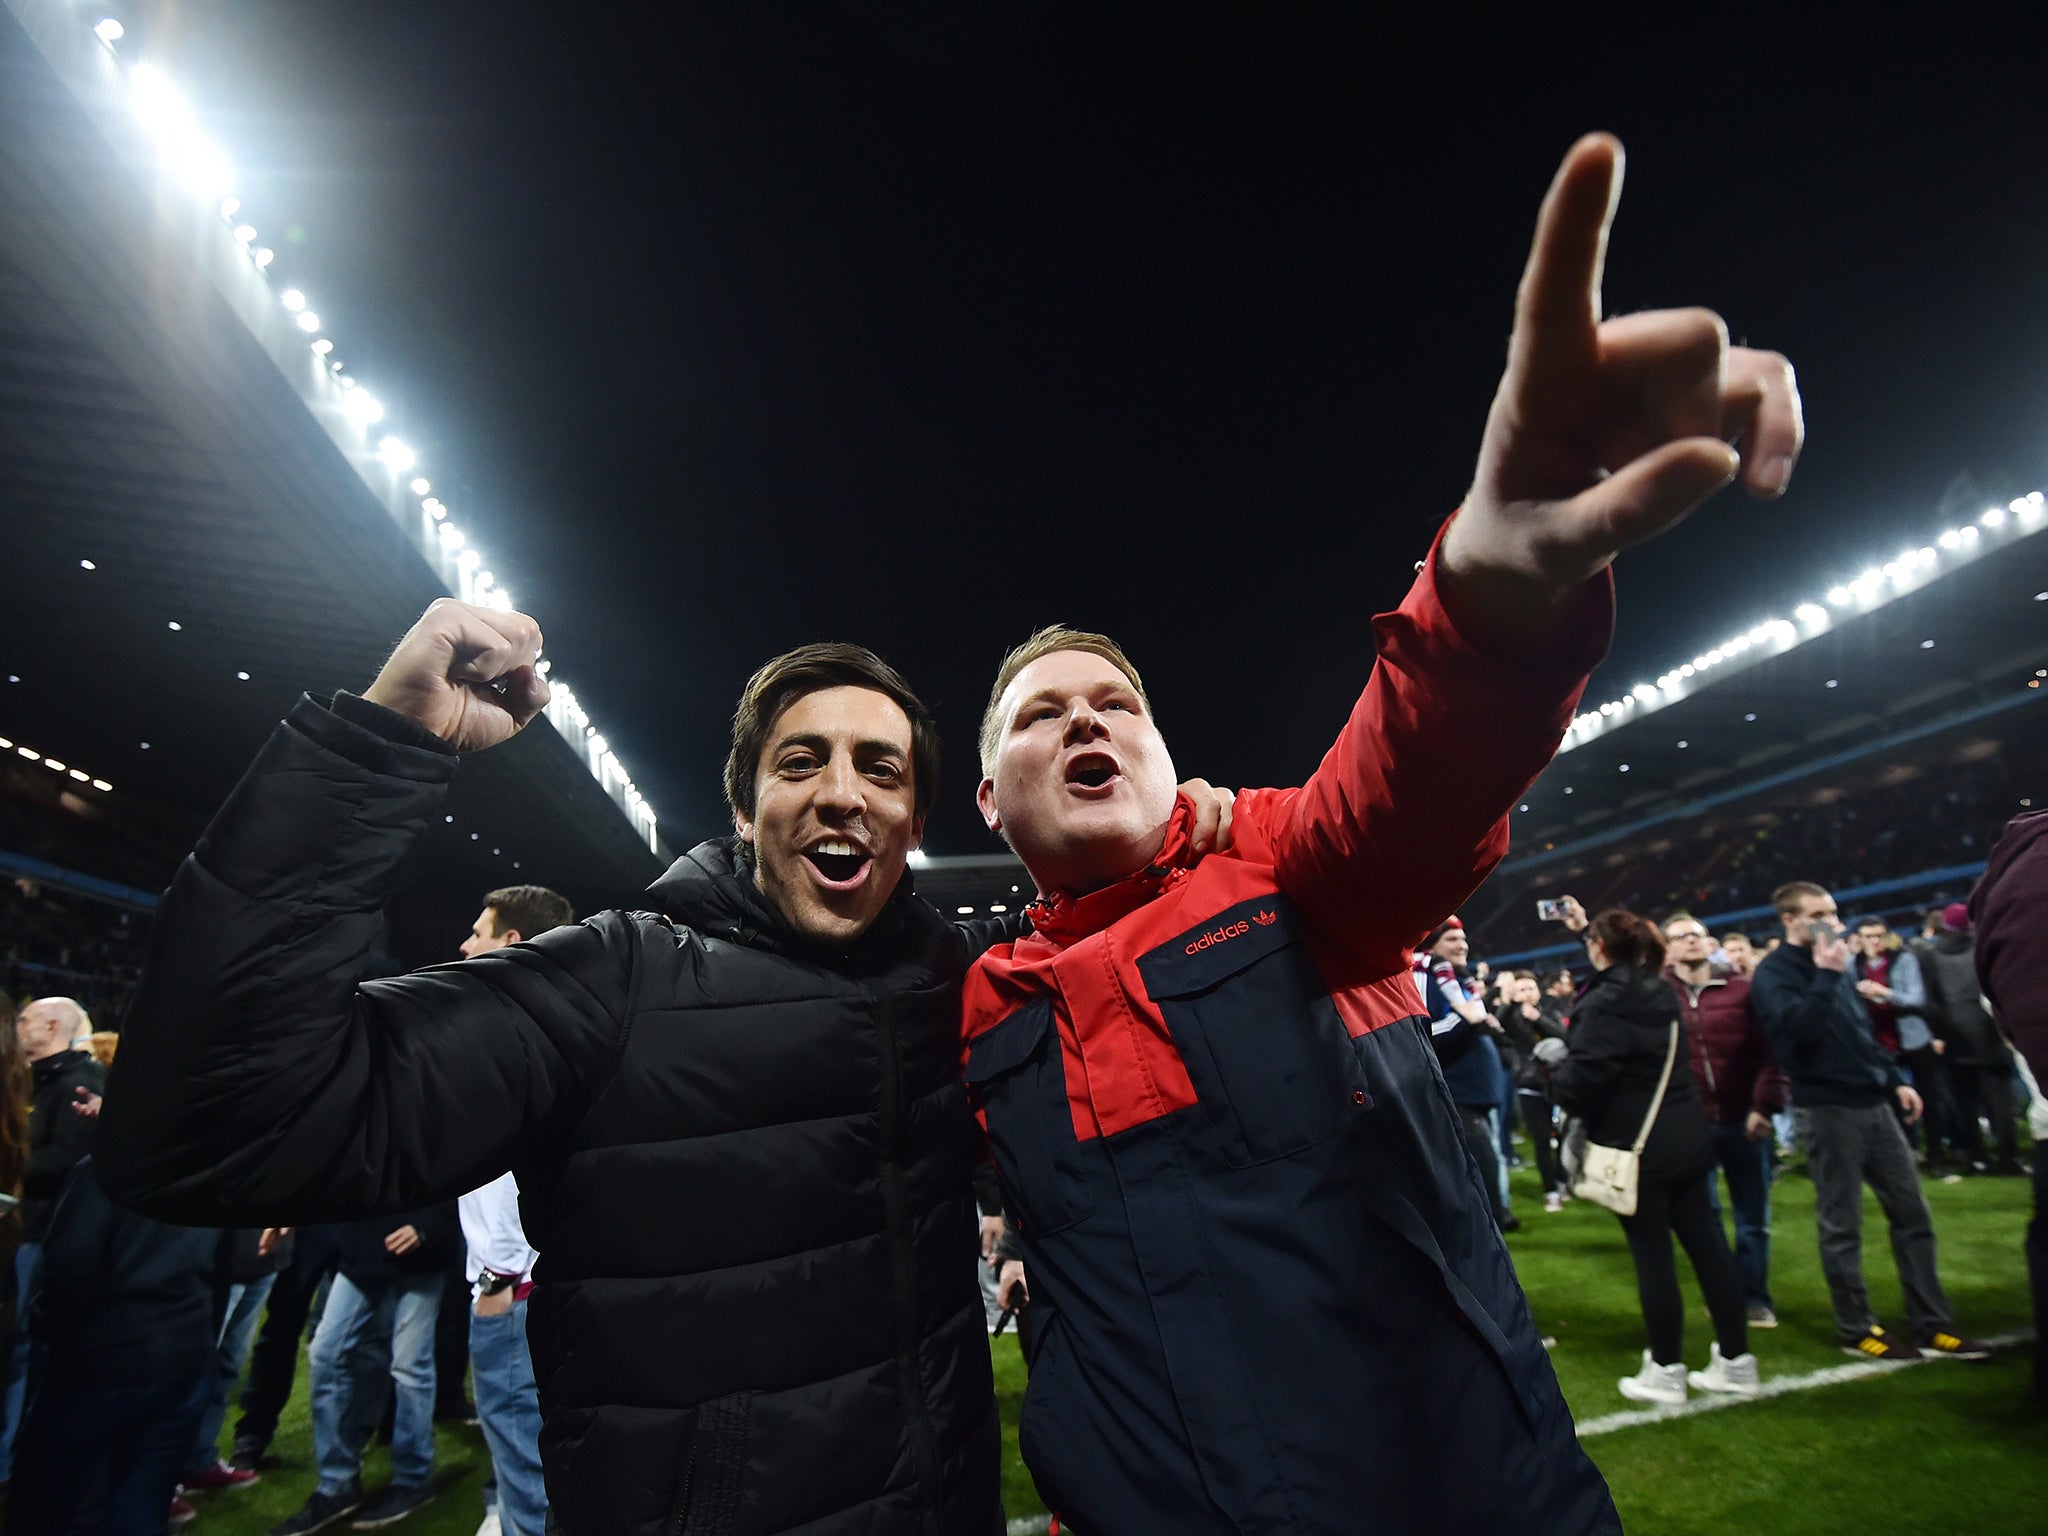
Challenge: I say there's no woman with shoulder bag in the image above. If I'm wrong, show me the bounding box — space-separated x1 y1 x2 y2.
1543 910 1760 1405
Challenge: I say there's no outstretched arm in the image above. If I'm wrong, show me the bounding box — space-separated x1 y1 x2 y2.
97 603 635 1226
1272 136 1802 964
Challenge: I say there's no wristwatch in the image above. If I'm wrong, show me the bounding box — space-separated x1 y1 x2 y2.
477 1269 522 1297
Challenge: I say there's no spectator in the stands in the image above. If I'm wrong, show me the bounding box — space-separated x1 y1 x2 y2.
1920 903 2022 1176
7 1158 215 1536
1545 910 1758 1405
272 1206 460 1534
2 996 104 1481
1662 912 1786 1328
1970 806 2048 1400
1751 882 1988 1361
1416 918 1517 1232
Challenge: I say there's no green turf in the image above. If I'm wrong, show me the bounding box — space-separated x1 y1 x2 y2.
190 1156 2039 1535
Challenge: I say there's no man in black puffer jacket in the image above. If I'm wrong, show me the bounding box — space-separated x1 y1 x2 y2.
97 614 1229 1536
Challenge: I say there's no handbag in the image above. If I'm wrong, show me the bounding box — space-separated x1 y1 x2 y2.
1568 1021 1680 1217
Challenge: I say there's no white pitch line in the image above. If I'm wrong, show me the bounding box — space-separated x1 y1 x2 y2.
999 1331 2034 1533
1575 1329 2032 1437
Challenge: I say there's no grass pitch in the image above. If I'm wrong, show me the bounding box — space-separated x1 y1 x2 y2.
183 1155 2040 1535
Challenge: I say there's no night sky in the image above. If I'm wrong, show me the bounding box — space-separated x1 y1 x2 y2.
132 4 2048 854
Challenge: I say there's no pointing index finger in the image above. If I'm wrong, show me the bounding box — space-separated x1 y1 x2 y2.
1508 134 1625 388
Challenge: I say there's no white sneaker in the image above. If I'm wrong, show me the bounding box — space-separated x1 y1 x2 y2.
1617 1349 1689 1406
475 1513 502 1536
1688 1342 1762 1396
1543 1190 1566 1213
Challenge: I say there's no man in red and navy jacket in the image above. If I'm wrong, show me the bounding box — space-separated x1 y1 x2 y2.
960 135 1802 1535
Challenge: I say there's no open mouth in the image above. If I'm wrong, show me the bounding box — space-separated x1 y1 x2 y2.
802 839 872 888
1064 751 1122 794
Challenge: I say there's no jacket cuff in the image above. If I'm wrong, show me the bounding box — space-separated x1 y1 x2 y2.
1402 517 1616 684
288 692 458 782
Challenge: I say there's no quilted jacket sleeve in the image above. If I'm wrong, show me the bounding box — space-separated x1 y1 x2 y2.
1269 524 1612 970
95 694 638 1227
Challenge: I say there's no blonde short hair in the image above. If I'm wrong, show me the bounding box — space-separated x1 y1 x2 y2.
979 626 1150 776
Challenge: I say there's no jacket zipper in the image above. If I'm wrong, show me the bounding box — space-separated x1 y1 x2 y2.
872 989 946 1535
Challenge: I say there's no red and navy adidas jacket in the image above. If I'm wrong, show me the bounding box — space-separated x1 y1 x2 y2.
961 540 1623 1536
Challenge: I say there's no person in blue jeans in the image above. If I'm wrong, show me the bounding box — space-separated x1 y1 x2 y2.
272 1207 456 1535
182 1227 293 1489
454 886 570 1536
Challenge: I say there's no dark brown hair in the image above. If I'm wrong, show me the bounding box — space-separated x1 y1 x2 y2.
1587 908 1667 971
979 626 1151 776
483 885 575 942
724 644 940 822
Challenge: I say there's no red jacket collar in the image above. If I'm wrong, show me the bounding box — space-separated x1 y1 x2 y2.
1025 794 1199 947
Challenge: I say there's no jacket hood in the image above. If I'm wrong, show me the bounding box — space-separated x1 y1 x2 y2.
1584 963 1681 1030
643 836 927 967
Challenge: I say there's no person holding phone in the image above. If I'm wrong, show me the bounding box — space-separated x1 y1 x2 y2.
1750 882 1988 1361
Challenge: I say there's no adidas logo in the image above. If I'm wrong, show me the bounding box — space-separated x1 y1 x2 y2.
1252 910 1277 926
1185 920 1251 955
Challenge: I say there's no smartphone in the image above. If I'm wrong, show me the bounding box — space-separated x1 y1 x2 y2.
1536 899 1566 922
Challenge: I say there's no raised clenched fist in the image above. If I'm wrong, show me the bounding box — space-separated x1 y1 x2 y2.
363 598 549 753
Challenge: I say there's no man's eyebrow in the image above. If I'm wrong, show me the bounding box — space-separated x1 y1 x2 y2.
1009 678 1140 722
769 730 909 760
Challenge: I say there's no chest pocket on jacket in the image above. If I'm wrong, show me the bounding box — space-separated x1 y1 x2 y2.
964 999 1095 1237
1140 897 1371 1167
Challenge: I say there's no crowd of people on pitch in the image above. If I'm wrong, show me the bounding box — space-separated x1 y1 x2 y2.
1410 875 2042 1408
0 882 566 1536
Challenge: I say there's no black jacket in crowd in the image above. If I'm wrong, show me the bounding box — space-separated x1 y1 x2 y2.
34 1157 216 1389
97 694 1004 1536
1550 964 1714 1186
24 1048 104 1245
1750 942 1904 1108
1919 930 2008 1067
337 1205 460 1288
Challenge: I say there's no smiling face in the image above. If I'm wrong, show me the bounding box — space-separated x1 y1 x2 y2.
977 649 1178 896
735 685 923 948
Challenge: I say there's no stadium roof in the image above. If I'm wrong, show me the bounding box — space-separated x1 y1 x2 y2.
1466 502 2048 953
0 1 665 950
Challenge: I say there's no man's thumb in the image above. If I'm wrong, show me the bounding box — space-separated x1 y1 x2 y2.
1575 438 1739 557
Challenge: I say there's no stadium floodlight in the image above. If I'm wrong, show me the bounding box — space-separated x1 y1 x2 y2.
409 477 430 496
310 338 333 355
341 389 384 425
95 18 125 43
44 759 66 772
1796 602 1827 625
79 559 96 571
295 310 321 333
236 670 250 680
1960 525 1980 542
457 548 481 572
91 779 112 792
232 224 256 244
219 197 240 219
253 248 275 268
68 769 88 782
422 498 446 520
280 288 307 312
438 523 464 549
378 435 417 472
1982 507 2006 528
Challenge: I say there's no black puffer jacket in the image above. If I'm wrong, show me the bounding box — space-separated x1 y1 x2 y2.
96 694 1002 1536
1551 964 1713 1186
